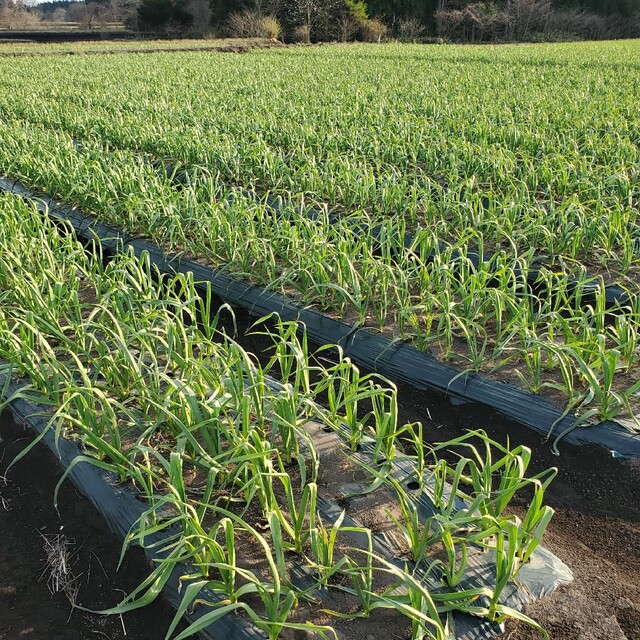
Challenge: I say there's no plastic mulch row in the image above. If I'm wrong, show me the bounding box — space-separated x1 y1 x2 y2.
0 176 638 461
0 371 573 640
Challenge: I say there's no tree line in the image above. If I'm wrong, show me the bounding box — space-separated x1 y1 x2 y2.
3 0 639 41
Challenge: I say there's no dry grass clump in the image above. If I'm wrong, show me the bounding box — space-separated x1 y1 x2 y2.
39 532 80 606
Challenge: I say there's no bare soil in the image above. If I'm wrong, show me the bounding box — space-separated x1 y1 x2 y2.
0 39 283 58
0 414 183 640
395 381 640 640
1 328 638 640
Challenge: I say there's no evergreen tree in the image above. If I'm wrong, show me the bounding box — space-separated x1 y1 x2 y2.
209 0 240 24
137 0 193 32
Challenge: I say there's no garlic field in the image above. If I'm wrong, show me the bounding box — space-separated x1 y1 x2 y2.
0 40 639 640
0 41 638 429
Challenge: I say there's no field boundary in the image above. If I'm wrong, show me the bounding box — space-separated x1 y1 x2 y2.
1 176 639 458
0 39 283 57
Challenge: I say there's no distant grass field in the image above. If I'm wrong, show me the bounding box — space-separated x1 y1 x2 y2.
0 40 638 428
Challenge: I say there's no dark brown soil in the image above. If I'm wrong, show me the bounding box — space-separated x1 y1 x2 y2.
395 382 640 640
1 328 639 640
0 414 182 640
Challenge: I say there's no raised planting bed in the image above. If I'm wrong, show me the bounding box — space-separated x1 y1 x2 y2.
0 193 571 639
1 372 573 640
1 177 638 458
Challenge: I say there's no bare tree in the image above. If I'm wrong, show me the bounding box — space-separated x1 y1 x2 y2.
287 0 340 41
83 2 110 28
51 7 67 21
109 0 141 22
334 11 358 41
395 17 425 42
436 0 447 37
226 8 264 36
66 2 87 22
253 0 284 16
505 0 551 40
0 0 42 28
